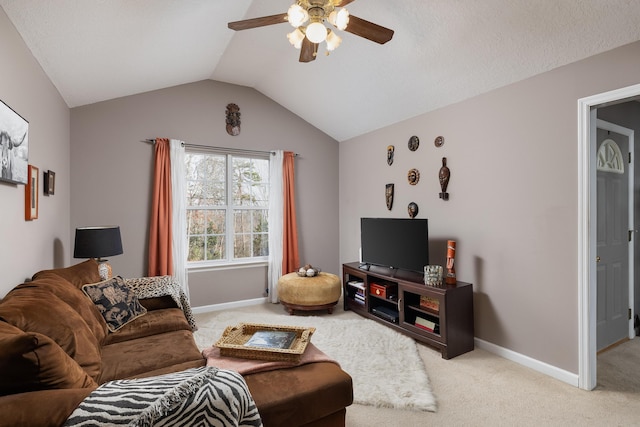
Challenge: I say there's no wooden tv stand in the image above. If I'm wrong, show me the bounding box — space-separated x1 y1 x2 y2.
343 262 474 359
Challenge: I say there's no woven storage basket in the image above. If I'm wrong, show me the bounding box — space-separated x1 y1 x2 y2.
215 322 315 362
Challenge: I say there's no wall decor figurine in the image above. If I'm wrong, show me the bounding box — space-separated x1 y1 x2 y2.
408 202 418 218
225 103 241 136
434 135 445 147
385 183 394 210
408 135 419 151
439 157 450 200
407 168 420 185
387 145 394 165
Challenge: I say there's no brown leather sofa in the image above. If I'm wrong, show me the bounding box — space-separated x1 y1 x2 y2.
0 260 353 426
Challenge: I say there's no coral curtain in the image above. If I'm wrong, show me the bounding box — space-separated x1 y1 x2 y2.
148 138 173 276
282 151 299 274
267 150 284 303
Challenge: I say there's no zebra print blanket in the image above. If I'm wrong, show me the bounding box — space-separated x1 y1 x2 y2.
64 367 262 427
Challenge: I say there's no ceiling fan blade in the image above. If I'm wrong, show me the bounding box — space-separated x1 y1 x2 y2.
333 0 357 6
299 38 318 63
344 15 394 44
228 13 288 31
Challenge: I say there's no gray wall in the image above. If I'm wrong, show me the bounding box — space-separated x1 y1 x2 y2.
70 80 339 307
0 8 71 295
339 41 640 374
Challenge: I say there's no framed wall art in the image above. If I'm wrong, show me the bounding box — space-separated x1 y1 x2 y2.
44 170 55 195
0 99 29 184
25 165 38 220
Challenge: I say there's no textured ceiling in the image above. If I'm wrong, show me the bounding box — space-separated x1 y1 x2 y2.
2 0 640 141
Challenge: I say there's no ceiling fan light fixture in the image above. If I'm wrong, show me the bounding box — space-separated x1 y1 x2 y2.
328 8 349 31
287 28 305 49
287 4 308 27
306 21 327 43
325 30 342 51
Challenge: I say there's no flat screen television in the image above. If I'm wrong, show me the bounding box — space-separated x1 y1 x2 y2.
360 218 429 273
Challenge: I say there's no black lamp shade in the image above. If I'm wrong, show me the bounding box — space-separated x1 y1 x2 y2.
74 226 123 259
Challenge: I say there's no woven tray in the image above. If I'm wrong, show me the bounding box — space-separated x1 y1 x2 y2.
215 322 315 362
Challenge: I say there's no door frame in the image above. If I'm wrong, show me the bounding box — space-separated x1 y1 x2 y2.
595 118 635 348
578 83 640 390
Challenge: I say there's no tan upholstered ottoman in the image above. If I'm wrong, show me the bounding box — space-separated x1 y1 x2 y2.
278 272 342 315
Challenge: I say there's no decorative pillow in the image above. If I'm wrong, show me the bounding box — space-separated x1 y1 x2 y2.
82 277 147 333
0 322 97 396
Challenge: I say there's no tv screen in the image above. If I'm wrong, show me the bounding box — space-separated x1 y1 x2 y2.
360 218 429 273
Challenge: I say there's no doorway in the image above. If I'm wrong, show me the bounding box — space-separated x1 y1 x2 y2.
578 84 640 390
595 119 633 351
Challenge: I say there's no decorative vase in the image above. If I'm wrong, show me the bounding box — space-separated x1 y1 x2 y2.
445 240 457 285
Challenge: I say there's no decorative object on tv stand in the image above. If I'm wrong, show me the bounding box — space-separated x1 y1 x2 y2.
385 183 394 210
0 99 29 185
386 145 394 165
407 168 420 185
445 240 457 285
439 157 450 200
43 170 55 195
423 265 443 287
74 226 123 280
24 164 38 220
434 135 444 148
297 263 320 277
225 103 241 136
408 135 419 151
407 202 418 218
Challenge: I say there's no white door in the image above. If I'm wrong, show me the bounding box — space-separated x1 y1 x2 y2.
596 120 632 351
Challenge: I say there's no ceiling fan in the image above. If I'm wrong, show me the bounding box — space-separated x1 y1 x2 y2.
228 0 394 63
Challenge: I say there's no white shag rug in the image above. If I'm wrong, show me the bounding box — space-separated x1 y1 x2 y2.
194 310 437 412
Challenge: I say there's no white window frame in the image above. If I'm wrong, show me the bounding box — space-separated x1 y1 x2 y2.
185 149 270 270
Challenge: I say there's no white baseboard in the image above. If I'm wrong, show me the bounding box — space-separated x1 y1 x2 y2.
475 338 579 387
191 297 267 314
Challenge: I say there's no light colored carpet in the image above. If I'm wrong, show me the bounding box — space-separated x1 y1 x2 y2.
194 309 437 412
597 337 640 393
194 302 640 426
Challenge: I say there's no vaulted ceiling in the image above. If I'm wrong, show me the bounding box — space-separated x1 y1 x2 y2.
2 0 640 141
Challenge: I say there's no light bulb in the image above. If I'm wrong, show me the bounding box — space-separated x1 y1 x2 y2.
287 4 308 28
287 28 305 49
328 8 349 30
306 22 327 43
326 30 342 51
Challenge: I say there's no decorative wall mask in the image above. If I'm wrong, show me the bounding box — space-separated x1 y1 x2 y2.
434 135 444 148
408 135 419 151
407 168 420 185
225 103 241 136
387 145 394 165
408 202 418 218
385 183 394 210
439 157 450 200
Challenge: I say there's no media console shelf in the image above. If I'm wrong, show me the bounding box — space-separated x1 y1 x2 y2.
343 262 474 359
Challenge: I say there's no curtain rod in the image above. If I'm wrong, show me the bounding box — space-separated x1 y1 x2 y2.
141 139 300 157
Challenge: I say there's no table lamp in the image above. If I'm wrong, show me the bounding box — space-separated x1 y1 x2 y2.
74 226 123 280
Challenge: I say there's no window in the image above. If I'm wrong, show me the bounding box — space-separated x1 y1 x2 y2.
185 151 269 265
